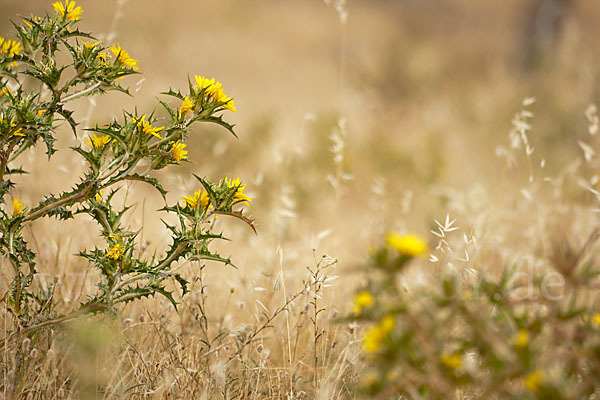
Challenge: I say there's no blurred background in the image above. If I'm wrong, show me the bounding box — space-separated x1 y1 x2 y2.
2 0 600 323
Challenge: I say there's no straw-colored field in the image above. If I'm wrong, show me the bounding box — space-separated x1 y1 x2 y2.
2 0 600 398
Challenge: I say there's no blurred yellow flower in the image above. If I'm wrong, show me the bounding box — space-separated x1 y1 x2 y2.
179 97 195 116
109 44 138 70
182 189 210 209
84 133 111 148
593 313 600 326
0 87 11 97
514 329 529 348
171 141 188 163
353 290 374 314
386 233 427 257
441 352 462 369
53 0 83 22
524 369 543 392
13 198 24 216
95 190 103 202
363 315 394 353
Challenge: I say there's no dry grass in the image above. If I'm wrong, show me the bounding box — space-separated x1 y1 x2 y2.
2 0 600 398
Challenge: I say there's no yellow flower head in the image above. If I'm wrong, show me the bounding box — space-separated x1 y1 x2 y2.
179 97 195 116
4 118 24 137
95 190 104 202
222 177 251 204
136 115 164 139
107 243 123 260
362 315 394 353
13 197 24 216
524 369 543 392
0 37 22 58
514 329 529 348
171 141 188 163
106 234 123 260
386 233 428 257
213 87 236 112
97 51 108 65
194 75 215 92
84 133 111 148
109 43 138 70
182 189 210 210
353 290 374 314
81 40 101 50
593 313 600 327
193 75 236 112
53 0 83 22
0 87 11 97
441 352 462 370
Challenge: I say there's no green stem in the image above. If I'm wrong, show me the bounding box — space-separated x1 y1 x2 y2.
22 183 92 223
0 302 107 346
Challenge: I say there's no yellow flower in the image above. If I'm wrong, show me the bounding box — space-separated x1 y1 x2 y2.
5 118 24 137
194 75 216 92
13 197 24 216
109 44 138 70
84 133 111 148
353 290 374 314
53 0 83 22
441 352 462 369
523 369 543 392
95 190 104 202
0 87 11 97
106 234 123 260
386 233 428 257
222 177 251 204
107 243 123 260
182 189 210 209
1 117 24 137
81 40 101 50
171 141 188 163
136 115 164 139
97 51 108 65
0 37 22 57
593 313 600 327
213 87 236 112
514 330 529 348
360 371 379 390
363 315 394 353
193 75 236 112
179 97 195 116
23 16 40 29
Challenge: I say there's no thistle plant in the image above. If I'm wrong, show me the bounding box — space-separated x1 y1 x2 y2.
350 230 600 399
0 1 253 336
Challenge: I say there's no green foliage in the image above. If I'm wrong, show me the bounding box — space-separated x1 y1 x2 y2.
349 232 600 399
0 4 252 333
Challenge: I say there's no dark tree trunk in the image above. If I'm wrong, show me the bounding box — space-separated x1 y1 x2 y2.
521 0 572 70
